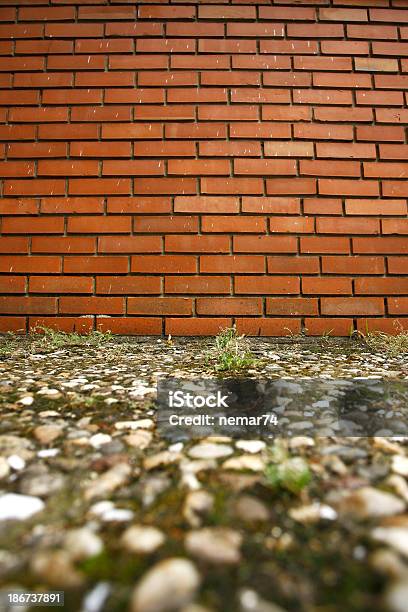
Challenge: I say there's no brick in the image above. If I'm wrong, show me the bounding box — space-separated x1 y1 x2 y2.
78 6 135 19
287 24 344 38
364 162 408 178
234 236 297 253
301 237 350 254
302 278 352 294
99 236 161 254
168 160 230 176
131 255 197 274
102 123 162 140
196 297 262 316
267 256 319 273
0 24 43 39
14 73 73 88
0 255 60 273
38 161 98 177
105 23 162 37
382 219 408 234
303 198 343 215
319 179 379 196
300 160 360 177
202 216 265 233
72 105 131 122
71 142 131 158
199 141 261 157
19 7 75 21
305 318 353 336
294 124 353 140
294 56 352 71
322 256 385 274
200 255 265 274
39 124 99 140
96 277 161 295
68 179 131 196
388 257 408 274
235 318 301 337
380 144 408 159
314 107 373 122
49 55 105 70
0 317 25 333
266 298 318 316
235 276 299 294
40 198 104 215
355 57 399 72
374 42 408 56
43 90 103 105
29 276 93 294
320 8 367 21
59 297 124 315
8 143 67 159
293 89 352 105
234 159 296 176
260 40 318 55
0 162 34 177
0 91 39 106
64 257 128 274
129 297 192 316
134 178 196 195
110 55 168 70
138 72 197 87
76 72 134 87
347 24 397 39
227 23 284 37
356 318 408 335
321 41 369 54
376 108 408 123
76 39 134 54
263 72 311 87
262 106 311 121
32 237 95 254
370 8 408 22
165 318 232 336
0 126 36 142
199 40 256 54
107 197 171 214
201 71 260 87
358 90 404 106
269 217 314 233
243 198 300 214
202 178 263 195
165 235 230 253
106 89 164 104
313 73 371 89
174 197 239 214
166 123 226 140
375 75 408 89
97 318 162 336
345 200 407 216
45 24 103 38
139 5 195 19
0 57 44 72
3 180 65 197
0 199 38 215
165 276 230 295
383 182 408 197
0 297 57 315
67 216 131 234
230 123 291 139
103 160 164 176
266 178 316 195
171 56 228 70
167 89 227 103
134 216 198 233
260 6 315 19
353 237 408 254
316 142 375 159
198 6 256 20
389 298 408 315
166 23 224 38
0 276 25 293
231 88 290 103
356 278 408 295
138 39 195 54
321 297 384 316
357 125 405 142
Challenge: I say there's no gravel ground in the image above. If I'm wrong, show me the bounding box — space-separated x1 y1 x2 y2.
0 335 407 612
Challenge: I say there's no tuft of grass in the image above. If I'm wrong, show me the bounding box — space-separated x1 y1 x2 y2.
354 320 408 357
30 326 113 350
0 331 18 356
207 325 257 373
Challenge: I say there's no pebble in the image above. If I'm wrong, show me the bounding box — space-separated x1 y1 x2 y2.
19 471 65 497
336 487 405 519
371 526 408 559
18 396 33 406
65 528 104 561
0 493 44 521
144 451 181 471
31 551 83 588
121 525 165 554
289 502 337 524
188 443 233 460
81 582 111 612
392 455 408 477
222 455 265 472
183 490 214 527
131 558 200 612
0 457 10 480
185 528 242 564
89 433 112 449
232 495 270 523
385 579 408 612
114 419 154 431
84 463 131 501
235 440 266 454
124 430 152 450
7 455 25 471
33 425 63 445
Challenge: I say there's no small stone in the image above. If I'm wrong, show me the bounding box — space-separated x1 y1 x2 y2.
19 471 65 498
371 526 408 559
31 551 83 588
289 436 315 449
121 525 165 554
34 425 63 445
392 455 408 477
114 419 154 431
0 457 10 480
18 396 33 406
131 558 200 612
185 527 242 564
7 455 25 471
65 528 103 561
0 493 44 521
336 487 405 519
144 451 181 471
385 579 408 612
289 502 337 524
124 430 152 450
183 490 214 527
222 455 265 472
235 440 266 454
84 463 131 501
188 443 233 460
232 495 270 523
89 433 112 449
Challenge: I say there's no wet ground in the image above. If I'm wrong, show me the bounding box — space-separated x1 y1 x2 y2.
0 335 407 612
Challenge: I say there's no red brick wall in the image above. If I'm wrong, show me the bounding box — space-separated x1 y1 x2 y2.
0 1 407 336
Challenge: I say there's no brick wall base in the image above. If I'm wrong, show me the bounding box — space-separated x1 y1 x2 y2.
0 1 407 336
